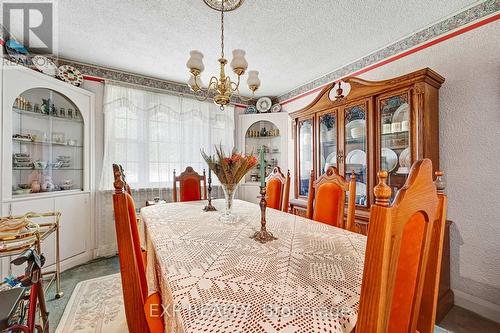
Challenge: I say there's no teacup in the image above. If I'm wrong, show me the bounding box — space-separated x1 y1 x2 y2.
401 120 409 132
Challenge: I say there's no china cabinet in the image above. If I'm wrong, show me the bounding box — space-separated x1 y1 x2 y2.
0 62 95 278
290 68 444 232
237 112 288 204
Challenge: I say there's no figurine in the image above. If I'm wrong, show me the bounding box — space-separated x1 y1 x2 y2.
42 99 51 115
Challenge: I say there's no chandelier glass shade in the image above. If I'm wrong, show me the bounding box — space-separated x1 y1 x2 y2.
187 0 260 109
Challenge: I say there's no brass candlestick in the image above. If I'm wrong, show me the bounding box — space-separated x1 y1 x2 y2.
203 172 217 212
251 186 277 243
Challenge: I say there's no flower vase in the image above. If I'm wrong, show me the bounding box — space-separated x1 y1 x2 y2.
220 183 239 224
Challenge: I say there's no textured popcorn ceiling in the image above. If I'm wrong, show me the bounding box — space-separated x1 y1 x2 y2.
57 0 477 96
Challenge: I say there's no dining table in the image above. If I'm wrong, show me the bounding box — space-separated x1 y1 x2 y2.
141 199 367 333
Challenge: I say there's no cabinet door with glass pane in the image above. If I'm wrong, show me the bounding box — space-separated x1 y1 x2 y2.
377 91 411 203
316 109 338 176
342 102 369 207
297 118 314 197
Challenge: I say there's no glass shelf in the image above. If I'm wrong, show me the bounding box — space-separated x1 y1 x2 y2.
13 138 83 148
13 168 83 171
13 107 83 123
245 135 280 139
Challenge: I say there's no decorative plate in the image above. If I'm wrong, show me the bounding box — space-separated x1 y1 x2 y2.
244 105 257 114
256 97 272 113
271 103 282 113
381 147 398 172
346 149 366 166
57 65 84 86
392 103 410 123
32 55 58 77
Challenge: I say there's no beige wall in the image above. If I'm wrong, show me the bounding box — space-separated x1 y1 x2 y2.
282 20 500 321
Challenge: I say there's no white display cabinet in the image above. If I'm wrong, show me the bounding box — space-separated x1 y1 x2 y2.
237 112 289 204
0 62 95 278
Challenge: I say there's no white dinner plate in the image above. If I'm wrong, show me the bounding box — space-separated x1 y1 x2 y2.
32 55 57 76
346 149 366 166
399 147 411 168
381 147 398 172
392 103 410 123
325 152 337 165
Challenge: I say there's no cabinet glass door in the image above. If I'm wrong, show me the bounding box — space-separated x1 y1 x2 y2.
298 119 313 197
12 88 84 197
379 93 410 202
344 104 367 206
318 112 337 174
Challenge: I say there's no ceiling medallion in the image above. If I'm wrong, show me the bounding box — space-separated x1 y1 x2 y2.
202 0 244 12
187 0 259 110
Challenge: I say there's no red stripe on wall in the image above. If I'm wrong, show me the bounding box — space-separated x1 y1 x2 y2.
280 13 500 106
83 75 105 83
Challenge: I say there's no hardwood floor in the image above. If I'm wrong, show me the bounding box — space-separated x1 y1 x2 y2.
439 306 500 333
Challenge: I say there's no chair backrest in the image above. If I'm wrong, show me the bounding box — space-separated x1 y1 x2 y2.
417 171 448 333
306 166 356 230
265 166 291 212
356 159 447 333
111 164 149 333
117 164 132 195
173 166 207 202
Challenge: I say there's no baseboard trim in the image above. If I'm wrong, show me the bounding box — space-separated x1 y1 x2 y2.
454 289 500 323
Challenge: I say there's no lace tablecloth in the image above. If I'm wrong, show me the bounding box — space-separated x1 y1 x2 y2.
141 199 366 333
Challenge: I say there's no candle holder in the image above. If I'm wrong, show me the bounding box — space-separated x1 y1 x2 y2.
250 186 277 243
203 172 217 212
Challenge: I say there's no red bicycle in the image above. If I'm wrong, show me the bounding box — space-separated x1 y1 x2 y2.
0 248 49 333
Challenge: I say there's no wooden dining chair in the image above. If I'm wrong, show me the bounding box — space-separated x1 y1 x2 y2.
356 159 447 333
112 164 164 333
305 166 356 230
173 166 207 202
265 166 291 212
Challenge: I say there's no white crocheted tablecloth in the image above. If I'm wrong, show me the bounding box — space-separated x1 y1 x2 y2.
142 199 366 333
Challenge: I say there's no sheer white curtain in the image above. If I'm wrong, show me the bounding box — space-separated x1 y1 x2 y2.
100 83 234 189
96 82 234 256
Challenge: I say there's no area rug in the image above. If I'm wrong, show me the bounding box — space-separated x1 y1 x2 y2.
55 273 127 333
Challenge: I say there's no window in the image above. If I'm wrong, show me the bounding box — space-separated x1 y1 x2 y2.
100 83 234 190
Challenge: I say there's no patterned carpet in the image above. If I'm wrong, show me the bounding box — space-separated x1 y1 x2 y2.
55 273 127 333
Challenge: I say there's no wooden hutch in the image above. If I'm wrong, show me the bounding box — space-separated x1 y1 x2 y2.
289 68 444 234
289 68 453 320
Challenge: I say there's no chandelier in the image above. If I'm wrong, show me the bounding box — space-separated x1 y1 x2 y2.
186 0 260 110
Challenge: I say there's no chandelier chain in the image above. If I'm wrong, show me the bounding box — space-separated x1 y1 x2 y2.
220 0 225 58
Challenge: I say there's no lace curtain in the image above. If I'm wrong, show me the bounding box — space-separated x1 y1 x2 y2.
96 83 234 256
